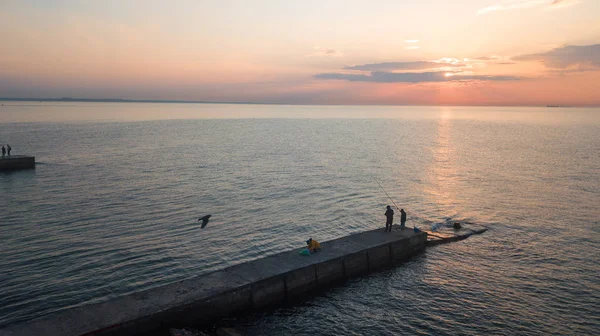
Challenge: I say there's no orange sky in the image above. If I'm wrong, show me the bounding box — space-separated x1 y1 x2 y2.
1 0 599 106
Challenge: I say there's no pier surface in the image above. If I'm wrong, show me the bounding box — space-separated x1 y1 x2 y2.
2 227 427 336
0 155 35 171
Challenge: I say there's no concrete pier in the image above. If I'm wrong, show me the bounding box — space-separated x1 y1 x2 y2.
0 155 35 171
1 227 427 336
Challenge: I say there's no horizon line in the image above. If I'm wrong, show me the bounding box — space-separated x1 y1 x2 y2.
0 97 596 108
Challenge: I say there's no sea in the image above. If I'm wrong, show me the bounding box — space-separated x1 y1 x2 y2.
0 102 599 335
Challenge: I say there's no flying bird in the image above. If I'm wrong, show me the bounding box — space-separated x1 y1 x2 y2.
198 215 211 228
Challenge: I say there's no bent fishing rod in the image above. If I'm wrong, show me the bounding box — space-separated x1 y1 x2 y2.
375 179 402 213
374 179 429 227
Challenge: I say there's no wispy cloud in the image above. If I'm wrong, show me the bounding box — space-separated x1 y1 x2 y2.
468 56 516 65
315 71 521 83
547 67 599 75
316 55 523 83
477 0 546 15
470 56 500 61
547 0 582 10
513 44 600 68
344 59 467 72
308 47 343 57
403 39 420 50
477 0 581 15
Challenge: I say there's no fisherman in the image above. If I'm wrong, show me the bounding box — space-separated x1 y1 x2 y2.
6 144 11 155
400 209 407 230
385 205 394 232
1 145 5 157
306 238 321 253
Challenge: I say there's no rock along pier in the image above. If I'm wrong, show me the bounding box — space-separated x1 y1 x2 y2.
2 225 485 336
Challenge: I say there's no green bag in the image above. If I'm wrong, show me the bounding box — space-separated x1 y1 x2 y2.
299 248 311 256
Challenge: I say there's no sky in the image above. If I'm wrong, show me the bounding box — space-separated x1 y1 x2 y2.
1 0 599 106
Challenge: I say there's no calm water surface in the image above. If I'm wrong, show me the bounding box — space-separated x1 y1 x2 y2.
1 103 599 335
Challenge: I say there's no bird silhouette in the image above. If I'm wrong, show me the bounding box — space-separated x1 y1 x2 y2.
198 215 211 228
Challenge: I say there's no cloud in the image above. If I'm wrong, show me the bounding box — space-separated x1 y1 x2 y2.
344 60 467 72
468 56 516 65
404 40 420 49
477 0 546 15
315 71 521 83
547 0 581 9
477 0 581 15
318 56 523 84
471 56 501 61
308 47 343 57
513 44 600 68
547 67 599 75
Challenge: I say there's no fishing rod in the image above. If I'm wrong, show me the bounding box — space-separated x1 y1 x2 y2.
375 179 402 213
374 179 431 229
375 179 485 233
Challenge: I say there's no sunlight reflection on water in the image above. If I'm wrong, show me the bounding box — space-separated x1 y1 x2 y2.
1 104 598 334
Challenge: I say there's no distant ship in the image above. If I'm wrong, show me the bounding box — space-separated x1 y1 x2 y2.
546 105 560 107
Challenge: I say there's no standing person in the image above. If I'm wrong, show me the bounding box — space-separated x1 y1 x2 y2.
384 205 394 232
400 209 407 230
6 144 11 155
1 145 5 157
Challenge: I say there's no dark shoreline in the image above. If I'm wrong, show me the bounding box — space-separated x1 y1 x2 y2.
0 98 279 105
0 98 595 107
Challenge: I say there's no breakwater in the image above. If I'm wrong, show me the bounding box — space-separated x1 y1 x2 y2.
2 227 427 336
2 225 487 336
0 155 35 171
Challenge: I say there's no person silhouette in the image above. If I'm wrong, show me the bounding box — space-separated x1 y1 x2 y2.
385 205 394 232
400 209 407 230
1 145 5 157
6 144 11 156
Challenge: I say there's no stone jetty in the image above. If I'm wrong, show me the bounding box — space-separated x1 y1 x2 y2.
2 224 487 336
0 155 35 171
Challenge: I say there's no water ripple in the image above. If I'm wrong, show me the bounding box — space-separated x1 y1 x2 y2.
1 114 599 335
